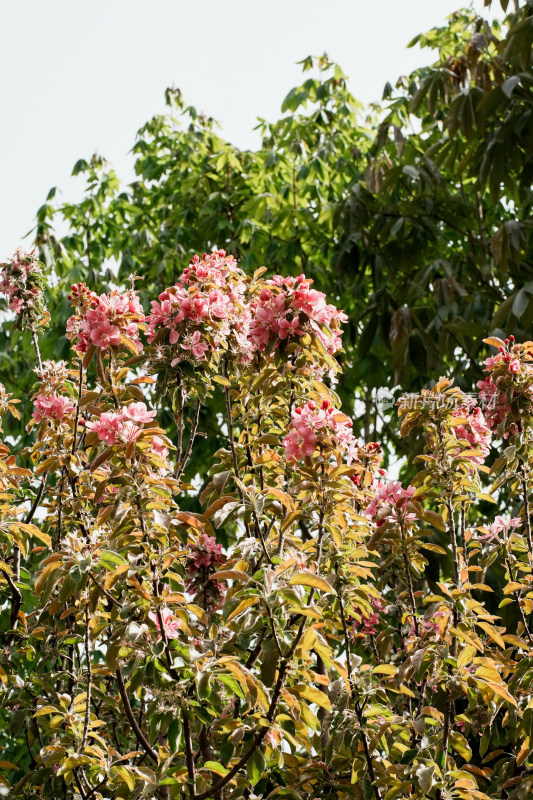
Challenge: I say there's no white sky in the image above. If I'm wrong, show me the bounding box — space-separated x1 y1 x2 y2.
1 0 497 259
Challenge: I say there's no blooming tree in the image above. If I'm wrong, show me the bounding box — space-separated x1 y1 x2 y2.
2 250 533 800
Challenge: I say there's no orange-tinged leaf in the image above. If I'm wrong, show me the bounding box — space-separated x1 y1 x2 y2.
204 495 238 519
211 570 249 583
483 337 505 348
266 488 295 511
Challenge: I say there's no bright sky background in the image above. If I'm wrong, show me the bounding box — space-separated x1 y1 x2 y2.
1 0 498 258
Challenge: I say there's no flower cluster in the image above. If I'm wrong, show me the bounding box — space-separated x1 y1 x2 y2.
282 398 357 463
476 378 512 433
33 392 75 423
249 273 347 356
145 252 349 378
476 336 533 437
365 480 416 524
351 596 386 638
149 607 182 640
0 248 47 327
451 405 492 463
410 609 448 639
185 533 226 611
145 250 249 367
478 515 521 543
86 402 156 446
85 402 169 474
66 284 144 354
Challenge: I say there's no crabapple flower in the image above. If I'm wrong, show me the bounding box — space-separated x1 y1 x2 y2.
0 248 47 328
123 402 157 424
145 250 249 369
67 285 144 354
185 533 226 611
248 273 347 357
478 516 521 543
32 392 76 423
149 607 181 640
178 330 209 362
351 596 386 638
86 411 128 446
476 378 511 432
451 405 492 463
282 398 357 463
365 481 416 524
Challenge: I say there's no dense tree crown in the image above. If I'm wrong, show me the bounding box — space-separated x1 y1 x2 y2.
1 245 533 799
1 0 533 798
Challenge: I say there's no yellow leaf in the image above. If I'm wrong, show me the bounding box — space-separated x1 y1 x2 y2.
204 495 237 519
480 679 517 707
372 664 397 676
34 705 61 717
516 738 531 767
35 562 62 595
281 511 301 532
457 644 477 668
297 627 317 655
292 684 331 711
503 582 524 595
226 596 260 623
475 621 506 649
289 573 332 593
478 492 497 504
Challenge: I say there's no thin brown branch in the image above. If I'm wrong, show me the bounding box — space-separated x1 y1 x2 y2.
175 399 201 481
115 669 158 763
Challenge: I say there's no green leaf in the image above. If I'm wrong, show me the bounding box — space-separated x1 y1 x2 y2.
246 748 266 786
449 730 472 762
204 761 229 777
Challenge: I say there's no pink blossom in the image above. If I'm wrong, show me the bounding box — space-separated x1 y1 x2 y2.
86 411 126 446
351 597 386 638
123 402 156 424
8 296 24 314
149 607 181 640
479 515 521 543
181 330 209 361
0 248 45 327
145 250 248 368
476 378 511 432
32 392 75 423
365 481 416 523
89 318 121 349
67 287 144 354
282 399 357 464
151 435 169 462
248 273 347 358
451 405 492 463
185 533 226 611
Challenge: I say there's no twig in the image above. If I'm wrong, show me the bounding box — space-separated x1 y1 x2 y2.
400 520 419 638
81 603 92 751
115 669 157 763
72 361 84 455
175 399 201 481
